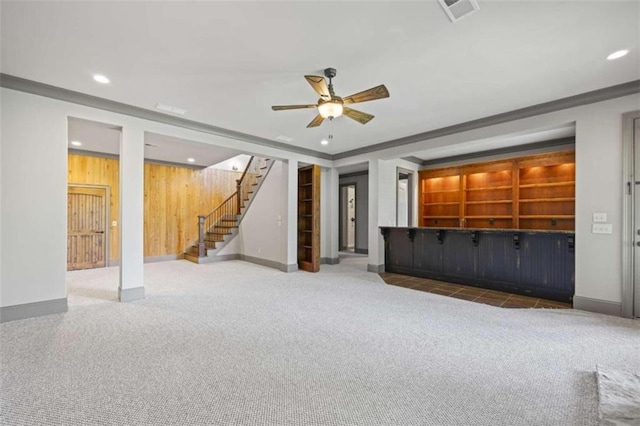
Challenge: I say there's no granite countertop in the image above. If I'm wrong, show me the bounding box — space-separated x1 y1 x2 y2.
379 226 575 235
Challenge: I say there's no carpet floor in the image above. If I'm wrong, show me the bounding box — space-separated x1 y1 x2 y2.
1 258 639 425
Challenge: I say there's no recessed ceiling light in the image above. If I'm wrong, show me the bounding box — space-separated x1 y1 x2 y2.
71 141 82 146
321 139 329 146
607 49 629 60
93 74 110 84
187 158 195 163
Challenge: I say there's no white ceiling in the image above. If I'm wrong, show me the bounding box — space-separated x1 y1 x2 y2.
2 1 638 156
68 117 244 167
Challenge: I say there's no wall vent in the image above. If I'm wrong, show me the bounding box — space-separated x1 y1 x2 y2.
438 0 479 23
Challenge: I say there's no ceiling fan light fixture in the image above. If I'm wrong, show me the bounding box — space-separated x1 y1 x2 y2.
318 101 343 119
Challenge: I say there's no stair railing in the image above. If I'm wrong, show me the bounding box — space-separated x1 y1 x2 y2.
197 156 263 257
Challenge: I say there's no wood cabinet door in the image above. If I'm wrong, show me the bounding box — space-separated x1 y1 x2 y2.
67 186 107 270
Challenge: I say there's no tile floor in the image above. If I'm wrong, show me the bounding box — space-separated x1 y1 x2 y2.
379 272 572 309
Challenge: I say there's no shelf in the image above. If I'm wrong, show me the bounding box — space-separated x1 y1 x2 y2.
298 164 320 272
465 200 511 205
519 197 574 203
419 150 575 231
465 185 512 191
464 215 512 219
423 202 459 206
519 181 575 189
519 215 574 219
421 189 460 194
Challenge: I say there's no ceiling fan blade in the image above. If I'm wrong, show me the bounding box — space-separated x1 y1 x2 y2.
304 75 331 99
343 107 374 125
343 84 390 104
271 104 317 111
306 114 325 128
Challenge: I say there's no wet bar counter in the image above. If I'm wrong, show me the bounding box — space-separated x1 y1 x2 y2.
380 227 575 303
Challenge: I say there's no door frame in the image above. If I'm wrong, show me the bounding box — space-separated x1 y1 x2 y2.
67 183 111 269
621 110 640 318
339 183 357 252
396 167 414 227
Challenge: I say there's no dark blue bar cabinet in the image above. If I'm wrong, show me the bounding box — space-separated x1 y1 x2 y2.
380 227 575 303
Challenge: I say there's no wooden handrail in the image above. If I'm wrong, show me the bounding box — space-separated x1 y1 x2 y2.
195 156 265 256
238 156 255 184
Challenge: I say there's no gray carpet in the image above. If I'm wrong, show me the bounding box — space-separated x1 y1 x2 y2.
2 258 640 425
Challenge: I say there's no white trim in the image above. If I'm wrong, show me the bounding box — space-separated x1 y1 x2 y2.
0 298 68 322
621 111 640 318
573 296 622 317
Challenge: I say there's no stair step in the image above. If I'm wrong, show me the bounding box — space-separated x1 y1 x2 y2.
212 225 237 230
184 158 272 260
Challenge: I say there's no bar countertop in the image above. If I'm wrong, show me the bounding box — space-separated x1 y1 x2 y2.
379 226 575 235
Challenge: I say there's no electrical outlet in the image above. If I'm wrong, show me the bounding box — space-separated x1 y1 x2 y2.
593 213 607 222
592 223 613 234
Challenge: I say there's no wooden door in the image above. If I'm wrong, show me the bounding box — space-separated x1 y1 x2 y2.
67 186 107 270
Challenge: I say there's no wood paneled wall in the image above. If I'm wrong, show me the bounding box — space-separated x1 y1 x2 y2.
68 154 120 261
143 163 241 257
68 154 242 261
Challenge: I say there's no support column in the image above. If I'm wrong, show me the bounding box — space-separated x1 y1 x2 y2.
119 126 145 302
320 167 339 265
282 159 298 272
368 159 384 272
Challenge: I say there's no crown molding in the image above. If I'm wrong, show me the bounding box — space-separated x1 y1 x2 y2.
420 137 575 167
2 74 638 164
0 73 332 160
333 80 640 160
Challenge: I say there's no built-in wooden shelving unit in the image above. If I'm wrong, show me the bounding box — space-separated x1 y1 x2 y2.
419 150 575 231
297 164 321 272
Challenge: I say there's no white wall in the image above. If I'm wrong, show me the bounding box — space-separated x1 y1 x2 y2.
2 85 637 310
574 103 629 303
343 95 640 304
368 158 420 268
320 167 339 261
0 88 330 309
210 154 251 172
1 89 68 306
220 160 287 264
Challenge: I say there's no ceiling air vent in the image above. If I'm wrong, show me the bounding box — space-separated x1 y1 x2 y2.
438 0 479 23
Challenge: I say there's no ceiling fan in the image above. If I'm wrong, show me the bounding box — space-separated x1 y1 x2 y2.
271 68 390 128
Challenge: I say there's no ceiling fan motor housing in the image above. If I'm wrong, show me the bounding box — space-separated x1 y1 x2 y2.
324 68 337 79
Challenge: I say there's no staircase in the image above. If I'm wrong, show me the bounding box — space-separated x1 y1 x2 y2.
184 156 273 263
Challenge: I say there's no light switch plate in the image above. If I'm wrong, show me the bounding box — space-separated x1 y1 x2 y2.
593 213 607 222
592 223 612 234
